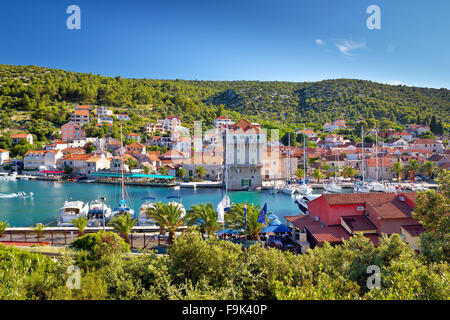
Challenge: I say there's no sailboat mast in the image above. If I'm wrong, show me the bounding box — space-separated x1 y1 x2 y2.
303 125 307 182
288 132 291 182
361 125 365 182
120 124 125 201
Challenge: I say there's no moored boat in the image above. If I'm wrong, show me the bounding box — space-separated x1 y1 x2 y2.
57 200 89 226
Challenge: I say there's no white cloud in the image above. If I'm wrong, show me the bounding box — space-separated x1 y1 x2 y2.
315 39 325 45
335 39 366 56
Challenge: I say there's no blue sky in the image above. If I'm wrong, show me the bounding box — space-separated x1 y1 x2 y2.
0 0 449 88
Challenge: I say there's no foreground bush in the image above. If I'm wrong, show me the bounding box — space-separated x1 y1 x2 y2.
0 232 448 300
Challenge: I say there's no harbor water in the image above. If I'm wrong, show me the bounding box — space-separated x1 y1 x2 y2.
0 179 317 227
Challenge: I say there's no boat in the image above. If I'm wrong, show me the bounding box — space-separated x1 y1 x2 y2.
268 182 282 194
410 184 428 192
354 125 370 193
280 183 297 196
323 181 343 193
166 195 186 216
111 124 135 219
138 196 157 226
173 185 181 190
297 183 313 195
87 200 113 227
57 200 89 226
295 194 321 215
17 191 34 198
353 181 370 193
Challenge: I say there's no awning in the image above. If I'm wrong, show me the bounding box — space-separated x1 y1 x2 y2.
261 224 291 234
91 172 174 179
40 170 64 174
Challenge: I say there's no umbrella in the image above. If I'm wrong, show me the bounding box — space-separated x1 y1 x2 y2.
216 229 238 235
261 224 291 234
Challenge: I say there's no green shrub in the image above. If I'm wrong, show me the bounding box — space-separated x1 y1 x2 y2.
71 231 130 254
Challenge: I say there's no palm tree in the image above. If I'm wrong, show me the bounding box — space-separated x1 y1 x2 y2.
0 221 9 238
195 166 207 180
71 216 90 237
312 169 324 183
158 166 169 176
186 203 221 238
176 167 186 180
342 166 357 181
108 213 137 244
405 159 421 183
321 164 330 179
32 223 46 242
420 161 438 180
391 160 403 182
295 168 305 181
145 202 187 244
226 203 272 240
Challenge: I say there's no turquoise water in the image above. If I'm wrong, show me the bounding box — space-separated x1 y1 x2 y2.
0 180 305 227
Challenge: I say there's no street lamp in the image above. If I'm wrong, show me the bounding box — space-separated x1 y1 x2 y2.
100 197 106 231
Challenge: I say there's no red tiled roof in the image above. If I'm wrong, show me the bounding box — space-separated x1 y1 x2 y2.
307 224 351 244
126 142 144 148
412 139 438 144
230 119 260 133
127 133 140 136
73 110 89 116
341 215 377 232
0 149 9 153
365 158 393 167
10 133 31 138
63 154 93 161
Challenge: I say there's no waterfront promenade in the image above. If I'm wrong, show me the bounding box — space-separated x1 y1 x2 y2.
0 226 187 250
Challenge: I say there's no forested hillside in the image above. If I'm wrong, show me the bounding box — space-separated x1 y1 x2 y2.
0 64 449 133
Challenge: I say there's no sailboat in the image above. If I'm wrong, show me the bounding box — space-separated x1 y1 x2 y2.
219 115 232 209
297 126 313 195
280 132 299 195
353 125 370 193
323 150 343 193
111 125 135 218
138 196 157 226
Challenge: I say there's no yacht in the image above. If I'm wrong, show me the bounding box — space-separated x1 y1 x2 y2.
87 200 113 227
58 201 89 226
269 182 282 194
353 181 370 193
138 196 157 226
295 194 320 215
111 124 135 219
280 183 297 196
297 183 313 195
167 195 186 217
323 181 343 193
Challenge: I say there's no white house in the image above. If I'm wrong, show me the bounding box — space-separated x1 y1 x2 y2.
97 116 114 125
10 133 33 145
23 150 63 171
0 149 9 165
212 116 234 127
96 106 113 117
409 139 444 154
115 114 130 121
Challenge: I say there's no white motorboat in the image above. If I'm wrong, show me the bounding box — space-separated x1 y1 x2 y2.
87 200 113 227
58 200 89 226
280 184 297 196
353 182 370 193
367 181 385 192
17 191 33 198
410 184 428 192
138 196 157 226
323 181 343 193
295 194 321 215
297 183 313 195
269 183 281 194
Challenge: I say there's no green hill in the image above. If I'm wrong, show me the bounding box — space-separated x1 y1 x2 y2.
0 64 449 133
